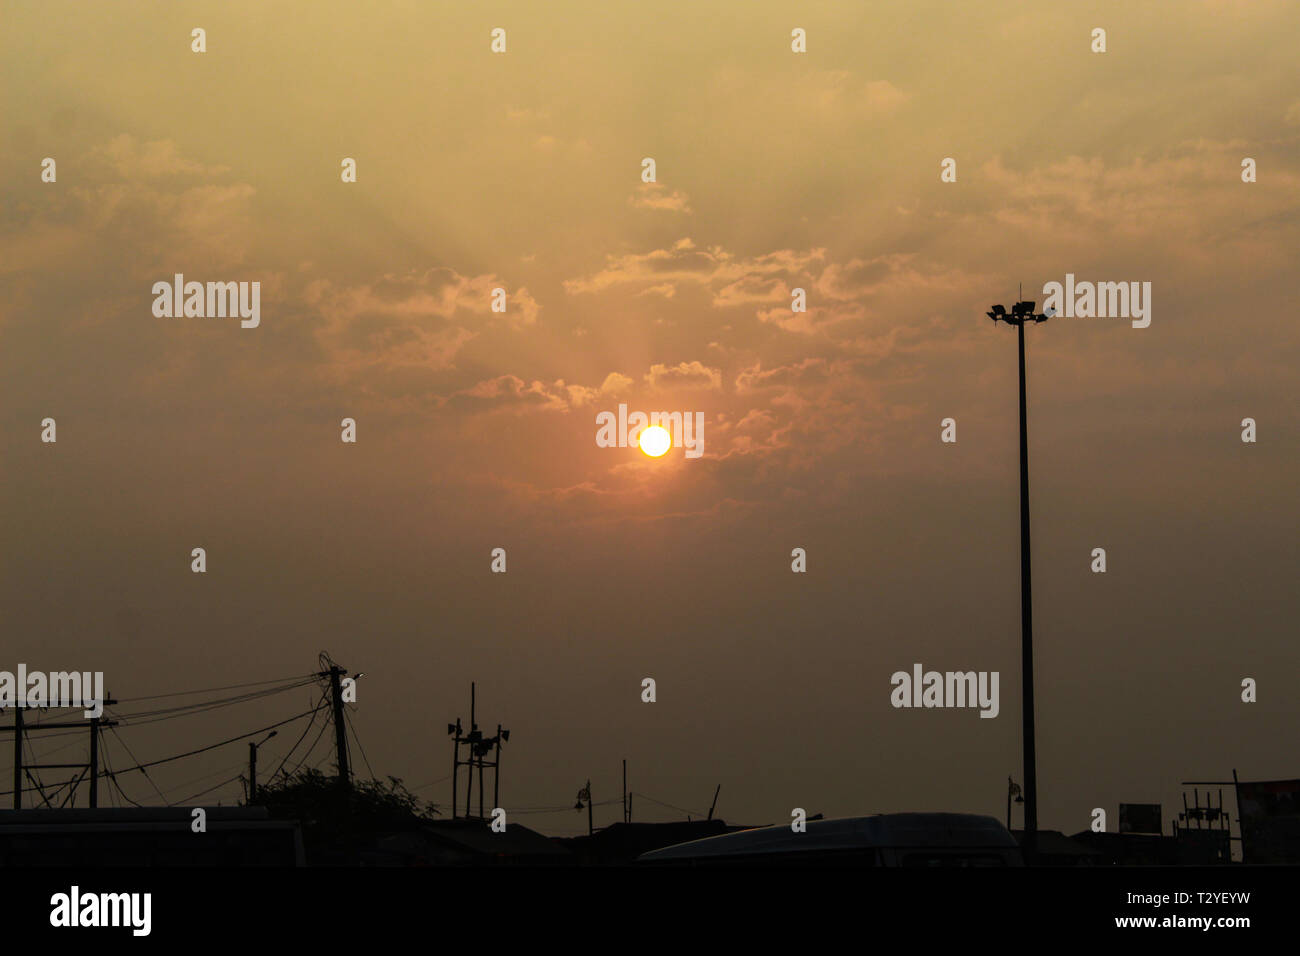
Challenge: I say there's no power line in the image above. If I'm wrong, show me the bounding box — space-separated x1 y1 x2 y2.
59 768 88 808
117 677 318 716
173 775 244 807
114 673 319 704
344 708 374 780
111 679 318 724
155 758 248 804
117 708 324 776
509 799 623 815
0 705 321 798
22 733 46 804
630 792 707 818
266 690 330 782
107 726 168 806
294 719 333 776
104 747 146 808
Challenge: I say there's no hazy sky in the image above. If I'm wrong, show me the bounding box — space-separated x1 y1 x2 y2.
2 1 1297 836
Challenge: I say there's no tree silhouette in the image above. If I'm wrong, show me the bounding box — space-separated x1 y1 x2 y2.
256 769 439 864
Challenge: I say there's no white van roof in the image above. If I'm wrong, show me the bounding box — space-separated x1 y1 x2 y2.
638 813 1017 862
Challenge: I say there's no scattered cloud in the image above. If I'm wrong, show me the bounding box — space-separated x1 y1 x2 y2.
629 181 692 213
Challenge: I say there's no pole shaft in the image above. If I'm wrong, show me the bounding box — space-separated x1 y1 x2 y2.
329 666 350 787
249 741 257 804
1232 769 1242 862
12 708 22 810
464 743 473 819
465 686 475 818
89 716 99 809
493 725 502 811
1018 321 1038 860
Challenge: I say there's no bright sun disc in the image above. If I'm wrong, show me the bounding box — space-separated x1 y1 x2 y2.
639 425 672 457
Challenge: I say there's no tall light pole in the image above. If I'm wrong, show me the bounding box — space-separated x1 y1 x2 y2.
987 295 1050 862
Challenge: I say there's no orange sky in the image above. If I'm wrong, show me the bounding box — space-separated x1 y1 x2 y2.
2 0 1298 835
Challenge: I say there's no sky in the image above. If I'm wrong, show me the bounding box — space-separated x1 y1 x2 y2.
1 0 1297 837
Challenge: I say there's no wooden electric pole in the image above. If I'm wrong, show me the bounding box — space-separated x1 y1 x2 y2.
325 664 350 788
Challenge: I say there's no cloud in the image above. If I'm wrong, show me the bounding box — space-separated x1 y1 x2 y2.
735 358 832 393
598 371 634 394
561 371 634 407
973 143 1300 267
807 73 909 117
306 269 538 329
629 182 692 213
757 302 867 335
637 283 677 299
86 134 230 179
644 360 722 391
442 374 570 413
712 274 789 307
563 238 826 297
297 268 540 378
562 236 986 350
439 369 637 415
0 136 255 282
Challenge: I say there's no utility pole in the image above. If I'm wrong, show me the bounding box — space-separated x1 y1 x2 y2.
247 731 277 805
3 698 115 810
325 664 350 788
248 742 258 803
89 712 101 809
708 785 721 821
449 717 462 819
587 780 593 836
446 684 508 820
12 707 22 810
987 292 1050 863
87 698 118 809
622 760 628 824
465 682 475 815
493 723 503 811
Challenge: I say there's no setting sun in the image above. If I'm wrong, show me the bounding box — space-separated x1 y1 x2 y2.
638 425 672 457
